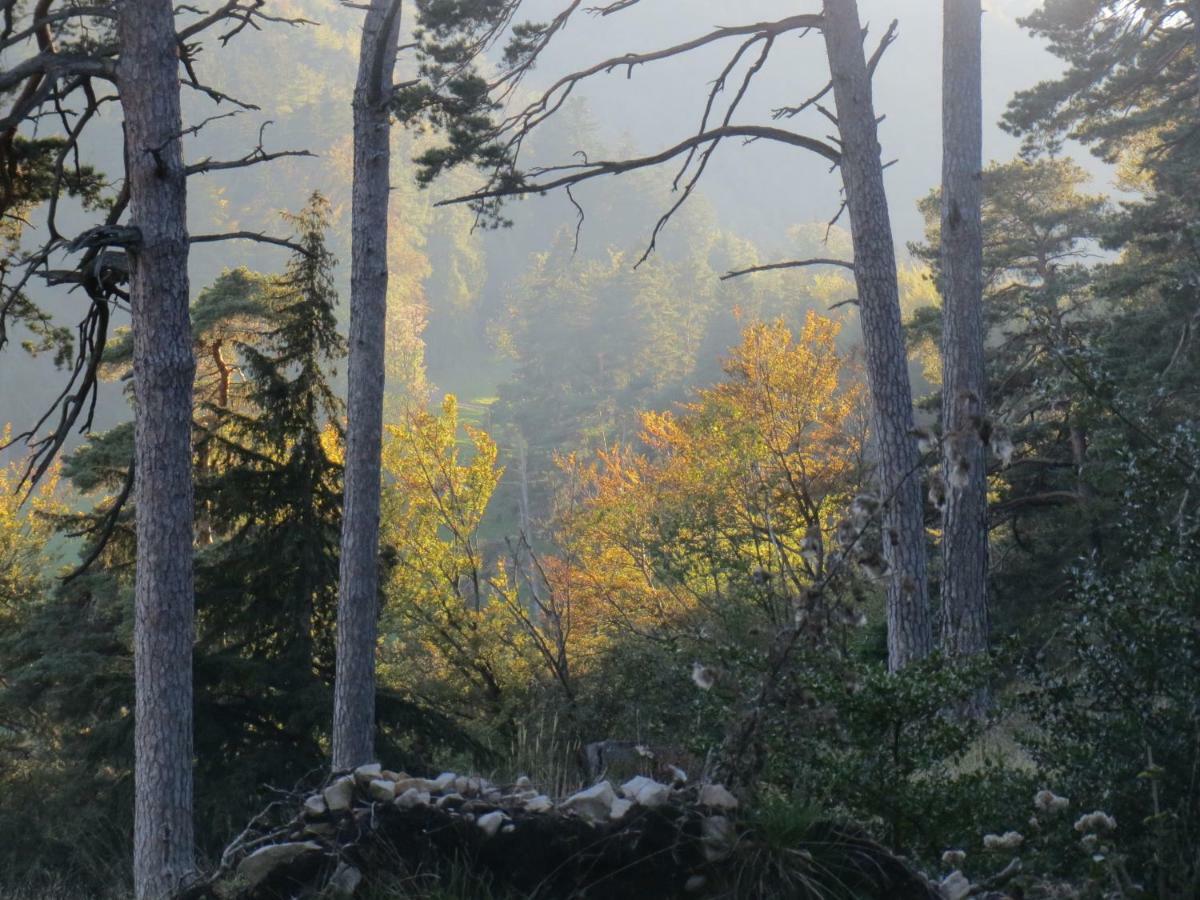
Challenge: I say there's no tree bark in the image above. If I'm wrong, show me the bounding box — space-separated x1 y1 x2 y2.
939 0 989 666
822 0 933 670
333 0 402 770
117 0 197 895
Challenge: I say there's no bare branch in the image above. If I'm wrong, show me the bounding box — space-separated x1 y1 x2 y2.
439 125 839 209
866 19 899 79
0 6 114 51
493 14 824 146
61 461 134 584
0 51 115 93
189 231 310 255
185 148 314 176
721 257 855 280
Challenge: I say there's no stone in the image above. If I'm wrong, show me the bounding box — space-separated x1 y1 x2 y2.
394 787 430 810
436 792 464 809
381 770 405 782
303 821 336 837
476 810 506 838
939 870 970 900
328 862 363 897
515 775 533 790
698 783 739 810
367 779 396 802
561 782 616 824
302 794 327 818
431 772 457 792
393 776 439 794
524 794 553 813
620 775 670 808
454 775 486 797
237 841 321 888
664 764 688 785
323 776 355 813
610 798 633 820
701 816 735 862
353 762 382 785
684 875 707 893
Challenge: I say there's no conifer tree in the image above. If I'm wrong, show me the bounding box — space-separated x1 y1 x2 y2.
938 0 989 679
192 193 346 796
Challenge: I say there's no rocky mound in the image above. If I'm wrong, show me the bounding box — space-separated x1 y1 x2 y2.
189 764 939 899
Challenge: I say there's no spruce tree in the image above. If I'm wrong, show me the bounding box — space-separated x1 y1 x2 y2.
191 194 346 799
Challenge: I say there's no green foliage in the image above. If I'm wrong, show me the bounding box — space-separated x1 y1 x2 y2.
0 195 471 889
1014 434 1200 897
395 0 523 218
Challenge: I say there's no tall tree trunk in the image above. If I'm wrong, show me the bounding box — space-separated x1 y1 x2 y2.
333 0 402 770
117 0 197 895
939 0 989 667
822 0 932 670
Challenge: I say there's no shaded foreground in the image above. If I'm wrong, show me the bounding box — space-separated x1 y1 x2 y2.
195 765 939 900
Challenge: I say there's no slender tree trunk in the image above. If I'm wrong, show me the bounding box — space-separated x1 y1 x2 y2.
333 0 402 770
939 0 989 667
117 1 197 895
822 0 932 670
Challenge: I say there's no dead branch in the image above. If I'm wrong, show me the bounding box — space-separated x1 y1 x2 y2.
721 257 854 280
189 231 311 256
439 125 840 210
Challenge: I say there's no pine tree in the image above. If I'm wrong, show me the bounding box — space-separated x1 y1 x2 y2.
938 0 989 678
116 0 198 891
191 193 346 803
336 0 404 771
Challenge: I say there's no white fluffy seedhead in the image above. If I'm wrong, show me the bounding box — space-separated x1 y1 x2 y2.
691 662 716 691
928 472 948 511
991 430 1015 468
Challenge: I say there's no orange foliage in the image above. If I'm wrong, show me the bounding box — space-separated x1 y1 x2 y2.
548 314 867 654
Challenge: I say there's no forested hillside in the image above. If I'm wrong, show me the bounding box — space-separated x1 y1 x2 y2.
2 2 1198 899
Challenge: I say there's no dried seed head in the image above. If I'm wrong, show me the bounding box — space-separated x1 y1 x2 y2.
691 662 717 691
949 457 971 490
928 473 948 511
990 429 1014 468
910 425 939 455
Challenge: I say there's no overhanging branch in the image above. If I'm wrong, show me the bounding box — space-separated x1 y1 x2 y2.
439 125 840 209
721 258 854 280
189 231 310 255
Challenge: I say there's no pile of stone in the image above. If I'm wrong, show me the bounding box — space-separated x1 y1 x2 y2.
205 763 937 899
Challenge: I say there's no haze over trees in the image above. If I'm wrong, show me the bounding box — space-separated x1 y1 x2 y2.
2 1 1199 898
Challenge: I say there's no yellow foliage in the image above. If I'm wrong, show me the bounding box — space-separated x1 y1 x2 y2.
553 315 867 644
0 425 63 617
379 397 537 722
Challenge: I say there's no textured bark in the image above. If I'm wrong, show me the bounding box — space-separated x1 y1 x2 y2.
822 0 932 670
333 0 402 770
117 0 197 895
939 0 989 663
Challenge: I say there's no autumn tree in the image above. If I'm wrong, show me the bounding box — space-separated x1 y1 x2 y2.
379 395 538 735
553 315 873 778
415 1 933 671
